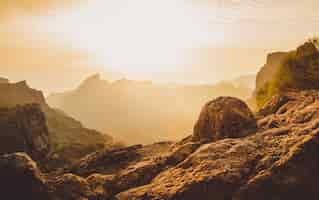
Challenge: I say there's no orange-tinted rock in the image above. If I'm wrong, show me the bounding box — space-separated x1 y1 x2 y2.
193 97 257 142
0 104 50 160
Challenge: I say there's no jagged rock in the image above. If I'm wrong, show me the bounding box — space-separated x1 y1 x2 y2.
256 52 288 91
0 79 113 169
69 142 172 177
256 41 319 107
115 90 319 200
69 145 144 176
0 80 47 108
257 94 291 117
49 173 96 200
0 153 51 200
0 104 50 160
3 90 319 200
86 174 115 198
193 96 257 142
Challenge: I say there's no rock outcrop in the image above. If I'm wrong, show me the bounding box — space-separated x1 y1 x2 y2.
0 153 51 200
0 104 50 160
193 97 257 142
3 42 319 199
256 41 319 107
117 90 319 200
256 52 288 91
0 79 114 169
2 90 319 199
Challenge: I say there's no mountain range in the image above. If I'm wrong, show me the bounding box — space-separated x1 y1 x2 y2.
47 75 254 144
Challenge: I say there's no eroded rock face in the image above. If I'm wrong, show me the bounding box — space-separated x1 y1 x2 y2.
3 90 319 199
49 173 96 200
0 79 114 169
193 96 257 142
256 52 288 91
116 91 319 200
0 153 50 200
0 104 50 160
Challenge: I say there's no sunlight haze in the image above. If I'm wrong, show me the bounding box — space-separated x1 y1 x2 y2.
1 0 319 92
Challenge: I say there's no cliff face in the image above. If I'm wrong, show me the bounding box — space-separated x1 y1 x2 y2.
47 74 252 144
0 80 113 168
2 90 319 200
0 81 47 108
256 41 319 107
255 52 288 91
0 104 50 161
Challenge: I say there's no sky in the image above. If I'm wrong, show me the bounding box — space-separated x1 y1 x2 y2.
1 0 319 93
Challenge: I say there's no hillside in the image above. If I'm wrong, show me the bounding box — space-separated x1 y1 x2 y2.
256 40 319 107
2 89 319 199
0 79 114 168
47 75 253 144
2 41 319 199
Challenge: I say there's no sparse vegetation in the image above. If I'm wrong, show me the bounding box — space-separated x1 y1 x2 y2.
256 40 319 108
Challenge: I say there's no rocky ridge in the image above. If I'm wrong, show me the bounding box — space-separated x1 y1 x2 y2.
0 79 114 169
2 89 319 199
47 74 253 144
0 104 50 161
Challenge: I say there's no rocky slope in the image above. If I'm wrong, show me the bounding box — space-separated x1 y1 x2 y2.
256 52 288 91
255 41 319 107
2 89 319 199
47 74 252 144
0 104 50 161
0 79 114 168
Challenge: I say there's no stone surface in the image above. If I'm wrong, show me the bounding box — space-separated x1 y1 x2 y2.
0 79 114 169
0 153 51 200
255 41 319 107
193 96 257 142
0 104 50 160
116 91 319 200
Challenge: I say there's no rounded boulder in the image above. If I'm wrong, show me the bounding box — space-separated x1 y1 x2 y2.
193 97 257 142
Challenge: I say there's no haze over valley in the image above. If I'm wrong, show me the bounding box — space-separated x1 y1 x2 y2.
2 1 319 200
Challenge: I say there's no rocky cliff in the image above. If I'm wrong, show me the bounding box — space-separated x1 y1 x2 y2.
2 42 319 199
255 41 319 107
0 79 114 168
0 104 50 161
256 52 288 91
2 89 319 199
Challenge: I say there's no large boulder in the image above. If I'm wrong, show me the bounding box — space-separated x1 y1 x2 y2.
0 153 51 200
0 104 50 160
193 97 257 142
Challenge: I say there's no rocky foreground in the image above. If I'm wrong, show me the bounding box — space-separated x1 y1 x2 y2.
1 90 319 200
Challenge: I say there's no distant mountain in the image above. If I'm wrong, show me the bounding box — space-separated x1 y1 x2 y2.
47 74 253 144
231 74 256 90
0 79 114 169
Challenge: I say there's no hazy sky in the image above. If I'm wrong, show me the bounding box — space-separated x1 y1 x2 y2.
1 0 319 93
